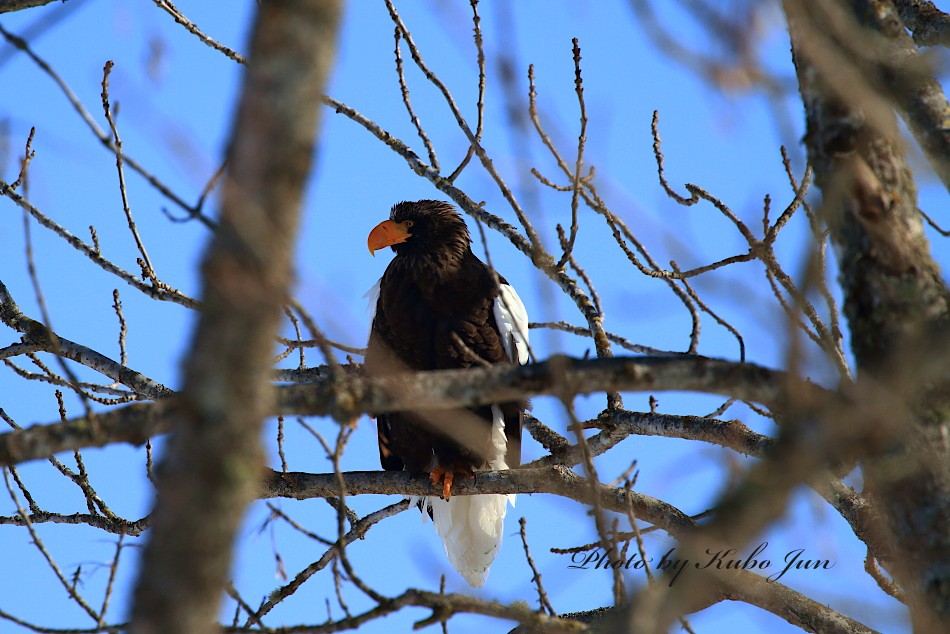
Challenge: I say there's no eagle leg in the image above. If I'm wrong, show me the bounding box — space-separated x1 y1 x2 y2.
429 465 475 500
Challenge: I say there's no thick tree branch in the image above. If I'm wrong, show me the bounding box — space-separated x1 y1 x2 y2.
263 466 692 528
0 355 834 467
0 401 167 466
897 0 950 48
280 354 819 418
128 2 341 633
527 407 773 468
715 570 881 634
0 0 58 13
786 1 950 631
867 2 950 195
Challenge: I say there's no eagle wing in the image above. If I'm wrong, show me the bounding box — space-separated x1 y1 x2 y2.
364 280 405 471
491 281 529 471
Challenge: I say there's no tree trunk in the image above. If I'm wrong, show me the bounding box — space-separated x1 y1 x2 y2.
128 2 341 633
785 1 950 631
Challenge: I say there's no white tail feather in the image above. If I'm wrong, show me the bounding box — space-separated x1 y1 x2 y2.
426 492 510 587
420 405 515 586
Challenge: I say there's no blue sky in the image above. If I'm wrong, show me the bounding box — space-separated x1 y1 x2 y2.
2 1 944 632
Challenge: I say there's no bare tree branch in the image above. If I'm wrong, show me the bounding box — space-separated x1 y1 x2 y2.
0 279 173 399
128 2 341 633
0 0 58 14
897 0 950 47
785 2 950 631
264 467 878 634
0 354 834 467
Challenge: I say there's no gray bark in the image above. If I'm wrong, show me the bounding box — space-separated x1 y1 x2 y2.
785 1 950 631
127 2 341 633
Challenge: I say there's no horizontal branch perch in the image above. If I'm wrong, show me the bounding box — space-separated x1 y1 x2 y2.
262 465 696 532
0 355 833 466
279 354 822 416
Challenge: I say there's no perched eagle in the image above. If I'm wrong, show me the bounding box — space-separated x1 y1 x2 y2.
365 200 529 587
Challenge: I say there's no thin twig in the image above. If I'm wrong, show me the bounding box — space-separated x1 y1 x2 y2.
151 0 246 64
8 125 35 191
556 38 587 270
393 27 439 171
384 0 545 253
0 24 208 221
112 290 127 368
245 500 409 626
918 206 950 236
0 184 198 308
3 468 101 622
101 61 156 278
519 517 556 616
97 535 124 627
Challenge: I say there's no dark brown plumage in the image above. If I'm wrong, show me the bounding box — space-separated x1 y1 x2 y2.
365 200 529 586
365 200 523 498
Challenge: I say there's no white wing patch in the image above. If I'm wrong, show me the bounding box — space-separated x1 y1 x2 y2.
492 283 530 365
364 278 381 321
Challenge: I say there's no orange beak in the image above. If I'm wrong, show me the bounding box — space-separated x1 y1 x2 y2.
367 219 411 256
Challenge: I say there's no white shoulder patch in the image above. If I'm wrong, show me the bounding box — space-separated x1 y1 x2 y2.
364 278 381 321
492 283 530 365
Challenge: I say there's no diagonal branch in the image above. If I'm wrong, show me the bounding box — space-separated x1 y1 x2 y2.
0 279 172 399
0 0 58 14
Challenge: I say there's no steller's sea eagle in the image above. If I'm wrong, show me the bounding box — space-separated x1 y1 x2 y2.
365 200 529 586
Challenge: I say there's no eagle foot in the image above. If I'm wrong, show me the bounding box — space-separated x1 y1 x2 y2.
429 465 474 500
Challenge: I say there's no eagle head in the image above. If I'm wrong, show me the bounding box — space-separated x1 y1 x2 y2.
367 200 471 271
